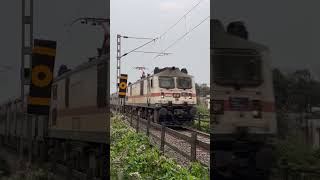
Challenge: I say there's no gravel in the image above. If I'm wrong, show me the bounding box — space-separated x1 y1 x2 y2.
122 115 210 168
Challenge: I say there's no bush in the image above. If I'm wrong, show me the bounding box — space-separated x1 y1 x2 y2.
5 168 49 180
274 137 320 168
111 116 209 179
196 105 209 115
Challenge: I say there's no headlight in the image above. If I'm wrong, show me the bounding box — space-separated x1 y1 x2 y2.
189 93 192 99
252 100 262 118
161 92 164 99
252 110 259 116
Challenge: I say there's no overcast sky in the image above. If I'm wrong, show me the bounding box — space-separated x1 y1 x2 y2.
0 0 108 102
3 1 318 102
0 0 210 102
213 0 320 79
110 0 210 93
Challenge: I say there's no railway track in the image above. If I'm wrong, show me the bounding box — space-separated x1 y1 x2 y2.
112 109 210 167
175 127 210 144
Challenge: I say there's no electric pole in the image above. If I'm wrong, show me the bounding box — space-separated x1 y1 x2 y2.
21 0 33 162
115 35 169 112
116 34 121 112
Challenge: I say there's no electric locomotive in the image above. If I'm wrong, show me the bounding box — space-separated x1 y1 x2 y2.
211 19 277 179
112 67 198 126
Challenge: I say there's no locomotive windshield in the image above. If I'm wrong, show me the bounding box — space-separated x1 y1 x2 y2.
177 77 192 89
213 50 262 87
159 76 175 89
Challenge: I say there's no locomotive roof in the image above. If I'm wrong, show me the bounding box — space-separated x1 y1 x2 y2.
54 56 108 82
130 68 193 85
211 19 269 52
154 68 192 78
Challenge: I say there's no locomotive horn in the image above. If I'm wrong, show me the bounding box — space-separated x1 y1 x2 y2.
181 68 188 74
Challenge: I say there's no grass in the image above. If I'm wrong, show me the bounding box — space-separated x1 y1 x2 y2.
2 167 49 180
273 136 320 169
193 119 210 133
196 104 209 115
0 157 10 177
192 105 210 133
110 115 210 180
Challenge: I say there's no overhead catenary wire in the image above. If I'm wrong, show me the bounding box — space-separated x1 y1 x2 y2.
0 65 15 73
133 50 172 55
123 36 155 40
154 15 209 59
117 0 207 80
120 0 205 59
121 38 158 58
120 0 204 59
158 0 204 39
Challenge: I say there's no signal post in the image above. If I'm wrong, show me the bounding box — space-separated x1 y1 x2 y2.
118 74 128 113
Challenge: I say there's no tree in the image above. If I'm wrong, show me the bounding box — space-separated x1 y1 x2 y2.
272 68 289 108
195 83 210 97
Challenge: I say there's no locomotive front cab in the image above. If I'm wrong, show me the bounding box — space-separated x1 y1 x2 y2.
151 68 197 125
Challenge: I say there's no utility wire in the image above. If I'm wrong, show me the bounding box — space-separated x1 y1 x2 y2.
121 38 158 58
154 15 209 59
158 0 204 39
0 65 14 73
123 36 154 40
133 50 172 55
120 0 204 59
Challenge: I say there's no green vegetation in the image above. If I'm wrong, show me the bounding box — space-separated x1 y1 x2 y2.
195 83 210 98
273 137 320 169
0 157 10 177
111 116 209 180
196 105 209 115
193 105 210 133
273 68 320 169
273 68 320 112
3 168 48 180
